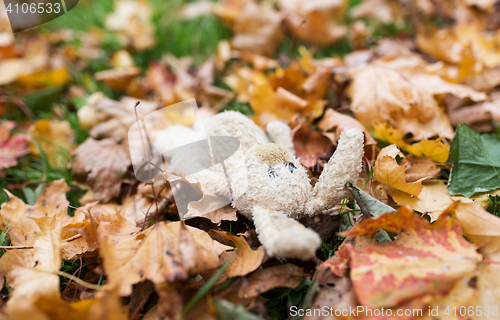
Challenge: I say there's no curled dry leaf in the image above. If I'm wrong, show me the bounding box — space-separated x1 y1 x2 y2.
216 231 265 279
320 205 482 311
238 264 310 299
373 145 424 197
278 0 347 46
404 155 441 182
28 119 75 167
72 138 132 202
0 120 29 176
101 221 230 296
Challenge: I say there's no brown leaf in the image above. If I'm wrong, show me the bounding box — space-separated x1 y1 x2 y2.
404 155 441 182
102 222 230 296
72 138 131 202
293 126 334 168
303 274 356 320
238 264 309 299
97 209 140 243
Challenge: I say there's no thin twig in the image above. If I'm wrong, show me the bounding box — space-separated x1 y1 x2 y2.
0 234 83 250
141 184 167 231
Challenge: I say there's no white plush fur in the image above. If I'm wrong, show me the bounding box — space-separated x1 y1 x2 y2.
266 121 296 156
252 206 321 259
155 111 364 260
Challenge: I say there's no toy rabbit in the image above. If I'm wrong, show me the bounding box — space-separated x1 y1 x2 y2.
154 111 364 260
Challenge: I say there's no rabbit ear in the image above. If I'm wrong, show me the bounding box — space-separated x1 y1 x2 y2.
304 128 365 216
252 206 321 260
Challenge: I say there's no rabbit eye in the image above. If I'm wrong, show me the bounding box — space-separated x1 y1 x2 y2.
268 165 278 178
287 163 296 173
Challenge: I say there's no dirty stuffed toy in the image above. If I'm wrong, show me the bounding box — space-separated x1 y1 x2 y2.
155 111 365 260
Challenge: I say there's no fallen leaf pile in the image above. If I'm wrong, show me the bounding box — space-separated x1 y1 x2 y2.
2 0 500 319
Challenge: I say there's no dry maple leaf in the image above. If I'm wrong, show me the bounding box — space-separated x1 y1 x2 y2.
101 221 230 296
0 120 29 176
0 179 78 246
278 0 347 46
72 138 132 202
320 205 482 313
348 56 486 141
61 207 140 260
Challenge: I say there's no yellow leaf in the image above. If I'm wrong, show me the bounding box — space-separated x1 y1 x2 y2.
17 68 70 89
28 119 75 167
374 124 450 163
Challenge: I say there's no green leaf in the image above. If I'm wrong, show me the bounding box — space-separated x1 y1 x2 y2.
214 299 265 320
448 124 500 197
346 184 396 217
22 187 37 206
347 184 395 243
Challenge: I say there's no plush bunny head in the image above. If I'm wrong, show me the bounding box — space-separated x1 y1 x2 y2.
233 143 311 220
